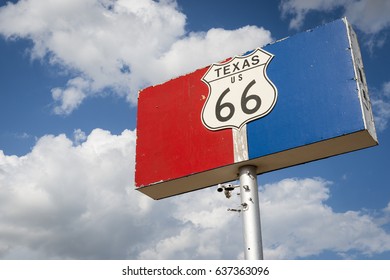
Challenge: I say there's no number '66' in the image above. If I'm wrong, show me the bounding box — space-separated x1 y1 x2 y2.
215 79 261 122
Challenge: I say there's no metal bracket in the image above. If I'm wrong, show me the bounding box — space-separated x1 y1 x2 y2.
227 202 249 213
217 183 240 199
227 208 241 212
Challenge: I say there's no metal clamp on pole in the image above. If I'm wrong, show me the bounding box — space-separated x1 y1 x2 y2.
238 165 263 260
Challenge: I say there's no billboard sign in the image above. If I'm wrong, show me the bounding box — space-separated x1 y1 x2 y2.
135 18 378 200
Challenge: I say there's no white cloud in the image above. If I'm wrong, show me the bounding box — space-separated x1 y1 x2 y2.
0 128 145 259
280 0 348 30
0 0 185 114
382 81 390 97
0 0 273 114
51 77 90 115
0 131 389 259
260 178 390 259
372 81 390 132
372 99 390 132
280 0 390 34
138 187 243 259
154 26 273 83
343 0 390 34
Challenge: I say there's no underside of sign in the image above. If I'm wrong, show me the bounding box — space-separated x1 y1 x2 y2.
135 18 378 200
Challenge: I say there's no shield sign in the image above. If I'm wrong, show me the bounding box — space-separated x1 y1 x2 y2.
201 48 278 131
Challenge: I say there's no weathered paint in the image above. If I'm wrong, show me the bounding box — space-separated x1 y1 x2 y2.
135 18 377 200
135 66 234 189
233 125 249 162
246 17 369 160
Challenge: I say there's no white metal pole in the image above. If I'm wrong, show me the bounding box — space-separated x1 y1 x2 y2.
238 165 263 260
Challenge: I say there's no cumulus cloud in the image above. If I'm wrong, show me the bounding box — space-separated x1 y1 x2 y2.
2 130 389 259
343 0 390 34
0 128 142 259
261 178 390 259
155 26 273 81
0 0 273 114
138 187 243 259
280 0 348 30
280 0 390 35
51 77 91 115
372 99 390 132
371 81 390 132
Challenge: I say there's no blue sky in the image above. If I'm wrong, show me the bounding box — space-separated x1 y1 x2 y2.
0 0 390 260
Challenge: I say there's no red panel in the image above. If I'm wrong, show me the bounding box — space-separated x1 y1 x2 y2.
135 67 234 188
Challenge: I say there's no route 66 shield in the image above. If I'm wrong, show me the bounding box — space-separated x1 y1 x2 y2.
201 48 278 131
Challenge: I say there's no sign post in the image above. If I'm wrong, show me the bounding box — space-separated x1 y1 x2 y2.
239 165 263 260
135 18 378 259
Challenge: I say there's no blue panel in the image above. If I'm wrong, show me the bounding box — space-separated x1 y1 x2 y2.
247 19 364 159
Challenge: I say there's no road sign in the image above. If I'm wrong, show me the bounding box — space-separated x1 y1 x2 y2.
201 48 277 130
135 18 378 200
